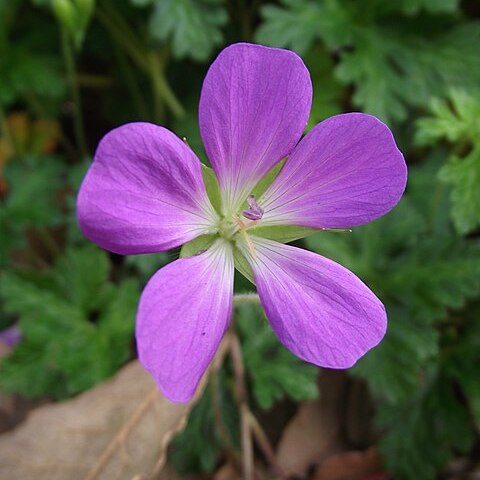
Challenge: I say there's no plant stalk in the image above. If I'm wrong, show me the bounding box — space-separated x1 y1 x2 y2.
60 27 88 158
230 333 254 480
233 293 260 305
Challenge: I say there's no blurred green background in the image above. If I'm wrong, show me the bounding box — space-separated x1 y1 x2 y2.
1 1 480 479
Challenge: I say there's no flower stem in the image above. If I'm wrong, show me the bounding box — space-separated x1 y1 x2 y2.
211 334 242 469
60 26 88 158
96 4 147 70
96 2 185 120
148 51 185 121
0 105 14 156
233 293 260 306
112 39 149 120
230 333 254 480
248 411 288 479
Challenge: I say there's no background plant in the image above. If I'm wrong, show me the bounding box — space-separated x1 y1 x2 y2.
1 1 479 479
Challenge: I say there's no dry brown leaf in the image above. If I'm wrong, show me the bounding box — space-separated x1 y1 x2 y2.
156 464 202 480
213 462 242 480
0 361 200 480
312 447 384 480
275 370 347 477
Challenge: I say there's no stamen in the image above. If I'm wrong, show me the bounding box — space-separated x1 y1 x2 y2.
320 228 353 233
242 195 264 221
240 230 257 258
234 215 259 231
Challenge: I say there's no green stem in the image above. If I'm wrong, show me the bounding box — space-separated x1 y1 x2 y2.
428 180 446 233
60 27 88 158
97 3 148 70
238 0 251 41
233 293 260 306
96 3 185 119
112 41 149 120
0 105 14 154
148 53 166 123
148 52 185 121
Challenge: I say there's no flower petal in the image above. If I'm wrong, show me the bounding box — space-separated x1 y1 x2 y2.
241 236 386 368
199 43 312 214
77 123 218 255
260 113 407 228
136 240 234 402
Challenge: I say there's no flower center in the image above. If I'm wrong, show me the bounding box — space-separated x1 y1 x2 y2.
217 217 238 240
217 195 263 242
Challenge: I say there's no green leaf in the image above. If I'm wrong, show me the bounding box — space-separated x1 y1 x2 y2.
256 0 351 54
0 48 65 107
0 246 139 399
441 156 480 234
378 369 474 480
416 90 480 234
304 46 344 129
251 159 285 200
0 155 66 265
416 89 480 145
394 0 459 14
171 379 238 474
180 234 216 258
307 157 480 402
443 307 480 432
251 225 317 244
97 278 140 368
258 1 480 122
170 390 219 473
353 307 439 404
232 247 255 285
54 245 110 314
130 0 151 5
337 23 480 122
125 252 170 282
2 155 65 227
147 0 228 61
237 303 319 409
201 164 222 214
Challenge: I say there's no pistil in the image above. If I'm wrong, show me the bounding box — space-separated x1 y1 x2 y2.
242 195 264 221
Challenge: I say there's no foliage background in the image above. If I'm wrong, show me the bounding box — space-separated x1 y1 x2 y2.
1 1 480 479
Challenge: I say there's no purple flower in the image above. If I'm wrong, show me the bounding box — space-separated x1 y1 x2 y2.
0 325 22 348
77 43 407 403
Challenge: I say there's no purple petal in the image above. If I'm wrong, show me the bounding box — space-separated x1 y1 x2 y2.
77 123 218 255
0 325 22 347
136 240 234 402
199 43 312 214
242 236 386 368
260 113 407 228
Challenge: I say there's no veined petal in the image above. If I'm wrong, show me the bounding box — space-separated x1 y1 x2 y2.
240 236 386 368
136 239 234 403
199 43 312 214
260 113 407 228
77 123 218 255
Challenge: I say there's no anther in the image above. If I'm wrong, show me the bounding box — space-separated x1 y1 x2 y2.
242 195 264 221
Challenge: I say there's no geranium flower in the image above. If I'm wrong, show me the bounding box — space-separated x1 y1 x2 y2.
77 43 407 403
